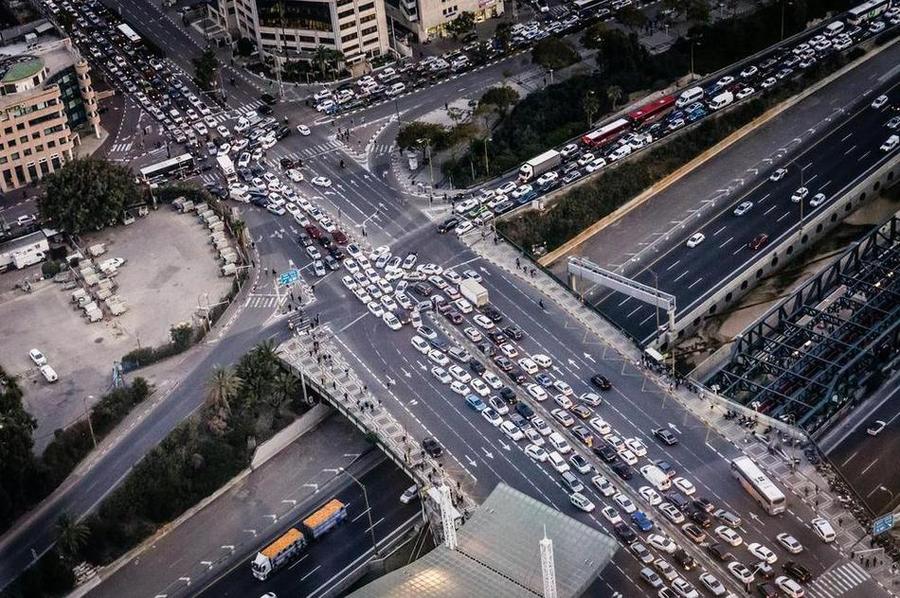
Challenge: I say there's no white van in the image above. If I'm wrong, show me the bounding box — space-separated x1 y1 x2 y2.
607 144 632 162
676 86 704 108
548 432 572 454
709 91 734 111
825 20 845 37
640 464 672 491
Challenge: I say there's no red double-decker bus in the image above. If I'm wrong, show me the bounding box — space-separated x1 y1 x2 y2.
581 118 631 148
627 95 676 124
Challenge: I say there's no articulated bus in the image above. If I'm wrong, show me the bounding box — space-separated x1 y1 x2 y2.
847 0 892 25
731 455 786 515
138 153 196 184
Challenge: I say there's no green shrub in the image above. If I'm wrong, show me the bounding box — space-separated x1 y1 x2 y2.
41 261 61 279
531 37 579 70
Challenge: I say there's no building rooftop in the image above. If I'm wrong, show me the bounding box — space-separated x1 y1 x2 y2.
1 57 43 83
349 483 618 598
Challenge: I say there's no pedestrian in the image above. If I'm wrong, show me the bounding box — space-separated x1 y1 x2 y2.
516 257 521 268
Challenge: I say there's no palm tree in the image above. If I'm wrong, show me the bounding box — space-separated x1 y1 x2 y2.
56 513 89 560
312 46 344 80
583 91 601 127
207 366 241 415
607 85 624 111
274 370 299 405
239 341 279 405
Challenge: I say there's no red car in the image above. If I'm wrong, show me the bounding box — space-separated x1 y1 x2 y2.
332 230 348 245
748 233 769 250
305 224 322 239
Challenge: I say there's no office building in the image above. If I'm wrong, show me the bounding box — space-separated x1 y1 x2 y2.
384 0 504 43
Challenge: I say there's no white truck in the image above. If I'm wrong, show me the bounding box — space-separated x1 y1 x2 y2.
518 149 561 183
459 278 488 308
216 154 237 184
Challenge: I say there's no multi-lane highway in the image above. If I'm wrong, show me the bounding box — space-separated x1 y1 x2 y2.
590 74 900 344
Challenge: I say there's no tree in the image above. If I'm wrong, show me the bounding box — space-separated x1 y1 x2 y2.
683 0 711 23
495 22 513 51
55 513 90 560
396 121 449 151
580 21 608 49
445 11 475 37
313 45 344 79
583 90 601 126
617 5 650 31
193 46 219 91
479 85 519 118
206 366 241 415
236 37 255 57
531 37 580 70
38 158 138 234
607 85 624 110
237 341 279 407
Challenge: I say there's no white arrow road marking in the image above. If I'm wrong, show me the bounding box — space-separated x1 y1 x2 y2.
668 423 681 434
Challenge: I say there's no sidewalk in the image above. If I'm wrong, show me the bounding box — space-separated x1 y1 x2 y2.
464 230 900 592
83 414 374 598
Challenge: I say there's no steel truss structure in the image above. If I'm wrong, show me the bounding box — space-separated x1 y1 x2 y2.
705 215 900 433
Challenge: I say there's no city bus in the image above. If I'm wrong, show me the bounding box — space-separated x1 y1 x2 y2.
846 0 892 25
572 0 609 18
581 118 631 148
138 153 196 183
628 95 676 125
116 23 141 44
731 455 786 515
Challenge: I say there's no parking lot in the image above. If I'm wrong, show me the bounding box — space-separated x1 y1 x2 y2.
0 209 230 449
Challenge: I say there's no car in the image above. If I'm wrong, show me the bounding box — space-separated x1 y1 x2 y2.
428 350 450 368
761 76 777 88
592 474 615 496
881 134 900 152
699 572 727 597
601 505 622 525
29 348 47 366
652 428 678 446
654 558 679 582
624 437 647 457
659 502 685 524
39 364 58 383
481 406 502 426
774 575 805 598
707 543 734 562
422 436 442 457
632 542 654 564
526 384 549 402
639 486 662 506
400 485 418 504
569 492 595 512
733 200 754 216
727 561 755 585
810 517 836 542
887 116 900 130
618 448 638 465
640 566 664 588
614 522 637 544
548 450 569 473
681 522 706 544
553 393 573 409
673 477 696 495
748 542 778 564
472 314 494 330
871 94 889 109
465 394 486 411
647 533 677 554
736 86 756 100
715 525 743 547
782 561 812 583
590 374 612 391
866 419 887 435
713 508 742 527
532 353 553 368
568 451 592 474
791 187 809 203
500 420 525 441
525 443 548 462
809 192 827 208
311 176 332 187
672 549 698 573
296 124 311 136
686 232 705 248
748 233 769 250
551 408 575 427
631 510 654 532
776 533 803 554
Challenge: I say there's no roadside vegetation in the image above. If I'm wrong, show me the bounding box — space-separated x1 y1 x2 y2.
442 0 848 187
531 37 580 70
3 344 312 598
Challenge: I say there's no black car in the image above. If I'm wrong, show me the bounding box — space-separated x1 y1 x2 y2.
258 104 273 115
468 359 486 374
413 282 433 296
509 412 529 429
707 543 734 562
482 305 504 322
276 125 290 139
499 386 517 404
487 330 507 344
692 497 714 513
508 367 527 384
782 561 812 583
261 93 277 105
476 341 496 356
613 523 637 544
756 582 778 598
280 157 295 169
688 509 712 528
652 428 679 446
323 255 340 271
515 401 535 419
594 445 618 463
664 491 691 512
611 462 632 480
437 216 460 233
421 436 443 457
503 324 525 340
672 549 697 571
590 374 612 391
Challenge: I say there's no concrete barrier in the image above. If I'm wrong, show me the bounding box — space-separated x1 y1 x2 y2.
251 403 333 470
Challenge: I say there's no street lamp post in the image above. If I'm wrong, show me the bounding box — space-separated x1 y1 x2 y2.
84 395 97 448
340 468 379 556
483 137 491 177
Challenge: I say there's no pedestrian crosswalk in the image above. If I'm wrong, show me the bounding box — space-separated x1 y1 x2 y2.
806 562 870 598
228 100 265 118
278 141 343 162
109 142 133 154
245 294 281 309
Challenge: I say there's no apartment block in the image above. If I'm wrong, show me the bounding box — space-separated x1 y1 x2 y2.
384 0 504 43
0 34 99 192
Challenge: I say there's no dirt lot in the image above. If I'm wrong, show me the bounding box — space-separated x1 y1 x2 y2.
0 209 231 451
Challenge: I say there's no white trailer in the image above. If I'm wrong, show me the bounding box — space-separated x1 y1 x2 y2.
518 149 561 183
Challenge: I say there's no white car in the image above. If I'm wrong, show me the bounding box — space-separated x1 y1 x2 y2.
673 477 696 495
410 335 430 354
739 65 758 78
552 379 573 396
881 134 900 152
589 416 611 435
482 371 503 389
586 477 612 500
809 192 826 207
428 349 449 367
39 364 58 383
600 506 622 525
286 169 303 183
455 220 474 236
671 577 699 598
482 407 502 426
715 75 735 88
580 392 602 407
726 561 755 585
736 86 755 100
311 176 332 187
296 124 311 135
464 327 483 342
811 517 836 543
748 542 778 564
525 443 548 462
29 348 47 366
548 450 569 473
639 486 662 506
647 534 677 554
770 167 787 181
613 493 636 514
791 186 809 202
448 365 472 384
686 232 705 248
698 572 727 597
473 314 494 330
624 438 647 457
532 353 553 368
618 448 638 465
501 420 524 441
470 378 490 397
553 394 573 410
449 380 469 396
733 200 753 216
659 502 685 524
518 357 538 374
525 384 548 402
775 575 805 598
715 525 743 547
776 533 803 554
569 492 595 513
431 367 452 384
366 301 384 318
871 94 889 109
532 417 552 436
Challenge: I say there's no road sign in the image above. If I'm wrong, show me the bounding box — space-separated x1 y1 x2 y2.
278 269 299 286
873 513 894 536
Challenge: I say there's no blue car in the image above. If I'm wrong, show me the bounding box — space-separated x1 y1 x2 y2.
535 372 554 387
465 394 486 412
631 511 654 532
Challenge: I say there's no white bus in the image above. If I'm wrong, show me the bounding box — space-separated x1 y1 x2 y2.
117 23 141 44
731 456 786 515
846 0 892 25
138 153 195 183
216 154 237 185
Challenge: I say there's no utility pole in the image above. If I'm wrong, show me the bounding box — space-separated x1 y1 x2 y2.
83 395 97 448
483 137 491 177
